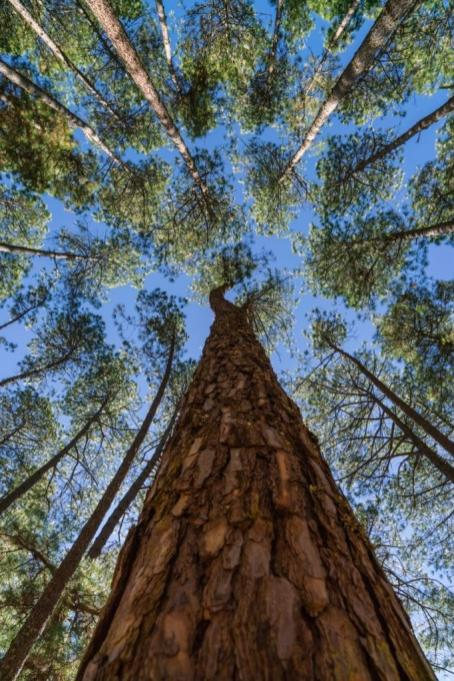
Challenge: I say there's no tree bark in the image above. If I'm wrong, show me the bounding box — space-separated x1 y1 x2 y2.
88 0 212 210
77 288 434 681
0 336 175 681
280 0 420 179
0 58 125 167
332 343 454 458
0 397 109 516
88 403 179 559
7 0 122 121
352 95 454 175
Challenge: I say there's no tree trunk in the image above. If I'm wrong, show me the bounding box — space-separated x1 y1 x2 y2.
77 288 434 681
0 350 75 389
332 343 454 458
0 397 109 516
7 0 121 121
352 95 454 175
88 403 179 559
0 337 175 681
265 0 283 78
2 532 100 616
280 0 420 179
350 219 454 246
88 0 212 213
0 241 83 259
0 58 124 167
155 0 181 93
302 0 360 100
364 387 454 484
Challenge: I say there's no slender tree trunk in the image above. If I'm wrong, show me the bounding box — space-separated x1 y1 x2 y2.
0 351 75 389
365 388 454 483
88 0 212 211
350 219 454 246
332 343 454 457
155 0 181 92
352 95 454 174
0 241 83 259
0 58 125 166
265 0 283 78
0 298 48 332
2 533 99 615
280 0 420 179
88 404 179 559
0 336 175 681
303 0 361 100
7 0 121 121
77 288 434 681
0 398 109 516
385 220 454 241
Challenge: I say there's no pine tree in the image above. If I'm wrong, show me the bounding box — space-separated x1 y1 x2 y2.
75 283 434 681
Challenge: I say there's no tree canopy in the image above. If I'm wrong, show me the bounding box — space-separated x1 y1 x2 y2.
0 0 452 677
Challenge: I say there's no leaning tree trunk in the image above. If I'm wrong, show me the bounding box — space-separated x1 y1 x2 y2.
77 288 434 681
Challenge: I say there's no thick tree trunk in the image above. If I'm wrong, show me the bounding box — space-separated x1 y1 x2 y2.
7 0 121 121
88 404 179 559
280 0 419 179
77 289 434 681
0 398 109 516
352 95 454 175
0 338 175 681
0 58 124 166
333 343 454 457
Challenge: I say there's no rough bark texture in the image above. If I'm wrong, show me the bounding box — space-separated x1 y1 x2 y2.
78 290 434 681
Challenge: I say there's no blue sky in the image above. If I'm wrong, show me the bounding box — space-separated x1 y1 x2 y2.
1 1 452 386
0 1 452 676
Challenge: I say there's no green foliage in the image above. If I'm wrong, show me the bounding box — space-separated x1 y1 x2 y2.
0 90 100 208
0 0 452 674
315 131 403 216
0 183 49 298
410 117 454 227
299 210 423 308
244 141 307 233
377 280 454 390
